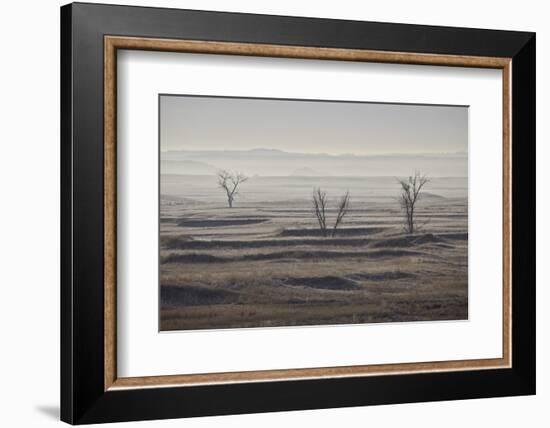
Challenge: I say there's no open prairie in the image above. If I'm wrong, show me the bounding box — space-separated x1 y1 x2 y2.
160 174 468 331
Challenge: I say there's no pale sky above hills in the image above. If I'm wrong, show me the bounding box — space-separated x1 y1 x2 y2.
160 95 468 156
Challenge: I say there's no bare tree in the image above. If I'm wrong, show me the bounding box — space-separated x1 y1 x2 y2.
398 171 429 234
312 187 328 237
217 170 248 208
312 188 351 237
332 191 350 237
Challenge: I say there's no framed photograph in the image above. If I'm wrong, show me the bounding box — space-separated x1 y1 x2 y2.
61 2 535 424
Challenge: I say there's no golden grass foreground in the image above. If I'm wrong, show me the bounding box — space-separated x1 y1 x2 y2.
104 36 512 391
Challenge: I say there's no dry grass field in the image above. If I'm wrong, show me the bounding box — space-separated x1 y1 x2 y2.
160 175 468 331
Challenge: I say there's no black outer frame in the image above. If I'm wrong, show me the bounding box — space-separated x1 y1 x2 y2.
60 2 535 424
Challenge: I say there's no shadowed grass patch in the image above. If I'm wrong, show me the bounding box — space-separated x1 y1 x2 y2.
347 271 416 281
161 285 239 306
162 236 372 250
278 226 387 237
371 233 446 248
162 249 423 264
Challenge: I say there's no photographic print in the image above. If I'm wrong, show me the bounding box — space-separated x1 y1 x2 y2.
159 95 468 331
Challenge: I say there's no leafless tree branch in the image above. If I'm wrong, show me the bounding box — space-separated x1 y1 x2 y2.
312 187 328 237
312 188 351 237
332 190 350 237
398 170 429 234
218 170 248 208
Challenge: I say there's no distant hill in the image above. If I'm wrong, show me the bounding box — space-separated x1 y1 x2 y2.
160 159 217 175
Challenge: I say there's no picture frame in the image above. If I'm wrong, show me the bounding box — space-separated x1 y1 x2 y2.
61 2 535 424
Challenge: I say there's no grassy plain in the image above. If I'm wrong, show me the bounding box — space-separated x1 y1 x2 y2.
160 175 468 331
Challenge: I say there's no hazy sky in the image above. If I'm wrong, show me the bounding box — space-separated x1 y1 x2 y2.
160 95 468 155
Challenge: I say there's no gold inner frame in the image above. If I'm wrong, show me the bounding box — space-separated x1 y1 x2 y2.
104 35 512 391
